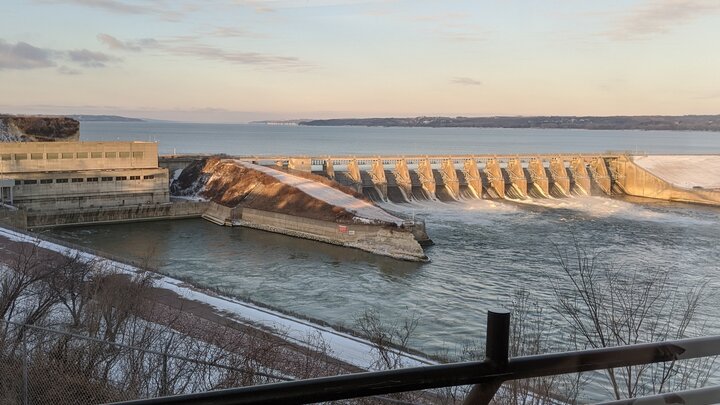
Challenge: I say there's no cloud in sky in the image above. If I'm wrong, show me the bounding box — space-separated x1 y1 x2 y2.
451 77 482 86
98 33 310 69
68 49 120 67
0 40 56 70
57 65 82 75
207 27 269 39
38 0 158 14
606 0 720 40
35 0 184 21
97 33 143 51
0 39 119 71
166 43 310 69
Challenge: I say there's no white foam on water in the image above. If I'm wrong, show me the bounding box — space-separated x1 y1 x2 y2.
382 195 717 227
380 198 523 227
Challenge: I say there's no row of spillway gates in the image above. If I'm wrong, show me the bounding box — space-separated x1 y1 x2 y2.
277 155 619 203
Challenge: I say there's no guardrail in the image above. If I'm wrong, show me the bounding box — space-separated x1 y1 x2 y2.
113 311 720 405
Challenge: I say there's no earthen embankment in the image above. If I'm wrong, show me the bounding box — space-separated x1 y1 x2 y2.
172 158 428 261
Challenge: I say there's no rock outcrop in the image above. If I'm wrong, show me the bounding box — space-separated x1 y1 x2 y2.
0 115 80 142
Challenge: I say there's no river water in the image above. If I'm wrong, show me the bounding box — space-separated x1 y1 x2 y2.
47 122 720 400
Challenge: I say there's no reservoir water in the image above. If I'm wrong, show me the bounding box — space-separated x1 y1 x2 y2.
48 122 720 399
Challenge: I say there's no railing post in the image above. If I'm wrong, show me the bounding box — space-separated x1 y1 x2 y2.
22 330 29 405
463 309 510 405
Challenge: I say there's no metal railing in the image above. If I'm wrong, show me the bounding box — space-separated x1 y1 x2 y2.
114 311 720 405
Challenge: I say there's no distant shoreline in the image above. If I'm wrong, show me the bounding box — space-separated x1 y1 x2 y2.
295 115 720 132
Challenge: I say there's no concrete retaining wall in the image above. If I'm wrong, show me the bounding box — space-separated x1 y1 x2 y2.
27 201 209 228
0 208 27 229
612 156 720 206
201 204 426 261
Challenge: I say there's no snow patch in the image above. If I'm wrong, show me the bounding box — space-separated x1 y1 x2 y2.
633 155 720 190
237 161 404 225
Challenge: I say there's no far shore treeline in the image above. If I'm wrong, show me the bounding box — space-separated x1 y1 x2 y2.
285 115 720 131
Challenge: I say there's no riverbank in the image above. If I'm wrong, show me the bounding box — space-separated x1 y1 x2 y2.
0 226 434 371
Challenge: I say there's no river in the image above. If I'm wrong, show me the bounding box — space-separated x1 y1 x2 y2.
47 122 720 400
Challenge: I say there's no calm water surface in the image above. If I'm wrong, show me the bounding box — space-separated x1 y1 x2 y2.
80 121 720 155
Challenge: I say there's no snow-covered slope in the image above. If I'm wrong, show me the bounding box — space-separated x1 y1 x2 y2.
239 161 402 225
633 155 720 189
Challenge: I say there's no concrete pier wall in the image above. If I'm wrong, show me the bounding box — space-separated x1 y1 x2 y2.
370 158 388 200
462 159 482 198
589 157 612 195
484 158 505 198
527 157 549 198
207 205 426 261
417 158 436 199
440 159 460 199
506 158 527 199
392 160 412 201
570 157 591 195
549 157 570 197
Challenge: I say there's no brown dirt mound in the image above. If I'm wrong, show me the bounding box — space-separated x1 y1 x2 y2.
177 158 367 223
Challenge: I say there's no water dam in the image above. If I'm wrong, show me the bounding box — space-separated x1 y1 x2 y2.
162 154 720 207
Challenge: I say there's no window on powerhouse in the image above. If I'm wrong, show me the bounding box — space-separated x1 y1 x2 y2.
1 150 149 160
8 175 159 185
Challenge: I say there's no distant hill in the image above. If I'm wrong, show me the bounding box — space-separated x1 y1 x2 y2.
249 119 307 125
69 115 144 122
300 115 720 131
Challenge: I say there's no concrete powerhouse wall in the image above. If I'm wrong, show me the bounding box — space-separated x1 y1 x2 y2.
0 141 159 173
11 168 169 210
27 201 208 228
0 141 170 211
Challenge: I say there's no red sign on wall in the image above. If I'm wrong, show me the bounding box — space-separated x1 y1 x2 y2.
338 225 348 233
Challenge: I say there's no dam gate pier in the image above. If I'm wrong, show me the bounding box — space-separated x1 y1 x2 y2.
268 154 620 203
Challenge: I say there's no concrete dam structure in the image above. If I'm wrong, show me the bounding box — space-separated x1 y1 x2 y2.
160 153 720 207
275 154 617 203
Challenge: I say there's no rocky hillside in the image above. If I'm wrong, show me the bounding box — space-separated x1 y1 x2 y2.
172 157 400 225
0 115 80 142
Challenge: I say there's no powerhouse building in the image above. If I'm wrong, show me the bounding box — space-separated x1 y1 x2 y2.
0 141 169 211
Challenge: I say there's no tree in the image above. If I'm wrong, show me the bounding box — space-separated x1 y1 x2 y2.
552 242 712 400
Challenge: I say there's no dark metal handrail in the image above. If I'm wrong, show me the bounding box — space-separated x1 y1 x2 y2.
113 311 720 405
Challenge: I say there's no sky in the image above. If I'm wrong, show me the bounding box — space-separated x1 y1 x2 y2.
0 0 719 122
